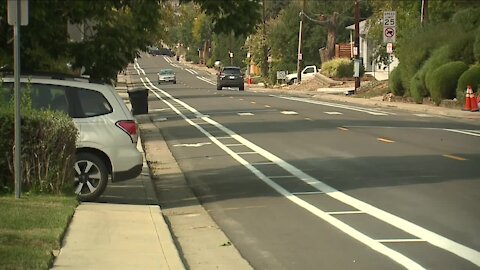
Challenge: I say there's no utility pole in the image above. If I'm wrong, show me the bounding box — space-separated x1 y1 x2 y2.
262 0 268 77
296 0 305 84
354 0 360 92
421 0 428 26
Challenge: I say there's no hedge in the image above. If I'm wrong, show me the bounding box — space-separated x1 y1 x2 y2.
0 93 77 195
426 61 468 105
321 58 356 78
456 65 480 103
389 65 404 96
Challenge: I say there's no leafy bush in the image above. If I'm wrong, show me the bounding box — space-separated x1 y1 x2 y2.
0 91 77 195
425 61 468 105
395 21 469 96
451 7 480 32
411 46 451 103
321 58 354 78
456 65 480 103
474 27 480 62
389 65 404 96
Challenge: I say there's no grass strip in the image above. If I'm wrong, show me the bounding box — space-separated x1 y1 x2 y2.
0 194 78 270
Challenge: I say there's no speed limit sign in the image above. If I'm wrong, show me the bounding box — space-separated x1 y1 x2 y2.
383 11 396 43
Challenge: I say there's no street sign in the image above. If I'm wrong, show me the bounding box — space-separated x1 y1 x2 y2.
383 11 396 27
383 11 396 43
298 53 302 61
383 27 396 43
7 0 28 26
386 43 393 54
276 71 286 80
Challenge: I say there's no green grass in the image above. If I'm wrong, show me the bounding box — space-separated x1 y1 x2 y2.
0 194 78 270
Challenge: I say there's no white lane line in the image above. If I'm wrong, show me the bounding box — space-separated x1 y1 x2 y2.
238 112 254 116
326 211 364 215
414 114 434 117
281 111 298 115
186 69 195 74
173 142 212 147
251 162 275 165
134 61 480 268
292 191 325 195
444 129 480 137
325 112 343 115
274 95 393 116
196 76 216 85
378 239 427 243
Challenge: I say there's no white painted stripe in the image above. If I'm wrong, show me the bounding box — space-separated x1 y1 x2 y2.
196 76 216 85
281 111 298 115
325 112 343 115
291 191 325 195
275 95 394 115
251 162 275 165
224 144 244 146
269 176 295 179
236 152 257 155
377 239 427 243
135 61 480 268
186 69 195 74
326 211 364 215
444 129 480 137
238 112 254 116
414 114 434 117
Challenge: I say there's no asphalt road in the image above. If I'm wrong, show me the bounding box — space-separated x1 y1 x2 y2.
132 54 480 270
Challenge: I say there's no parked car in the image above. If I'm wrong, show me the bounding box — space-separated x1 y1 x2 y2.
0 74 143 201
216 66 244 91
158 68 177 84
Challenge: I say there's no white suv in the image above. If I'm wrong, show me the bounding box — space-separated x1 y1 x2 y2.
1 75 143 201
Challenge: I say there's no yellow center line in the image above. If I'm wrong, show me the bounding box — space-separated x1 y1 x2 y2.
338 127 349 131
443 154 467 161
377 138 395 143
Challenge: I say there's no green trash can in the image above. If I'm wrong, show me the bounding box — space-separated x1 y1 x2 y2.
127 87 148 115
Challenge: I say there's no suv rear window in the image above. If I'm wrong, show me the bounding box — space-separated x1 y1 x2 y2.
223 68 241 75
0 82 112 118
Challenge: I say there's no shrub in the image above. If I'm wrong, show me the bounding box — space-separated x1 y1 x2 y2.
321 58 354 78
456 65 480 103
474 27 480 62
411 45 452 103
0 90 77 195
426 61 468 105
389 65 404 96
451 7 480 32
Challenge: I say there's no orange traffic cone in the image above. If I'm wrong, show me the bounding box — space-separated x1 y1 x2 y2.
462 85 473 111
470 88 479 112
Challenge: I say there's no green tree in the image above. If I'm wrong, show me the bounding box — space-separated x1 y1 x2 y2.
0 0 262 81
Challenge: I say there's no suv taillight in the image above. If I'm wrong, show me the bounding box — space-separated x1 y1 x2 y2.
116 120 138 143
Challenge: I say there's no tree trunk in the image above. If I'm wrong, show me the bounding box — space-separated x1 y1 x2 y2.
319 12 338 63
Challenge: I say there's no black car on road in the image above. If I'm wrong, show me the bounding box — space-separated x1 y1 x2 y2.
216 66 244 91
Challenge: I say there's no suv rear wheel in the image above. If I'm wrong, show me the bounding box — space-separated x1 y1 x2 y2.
74 153 108 201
